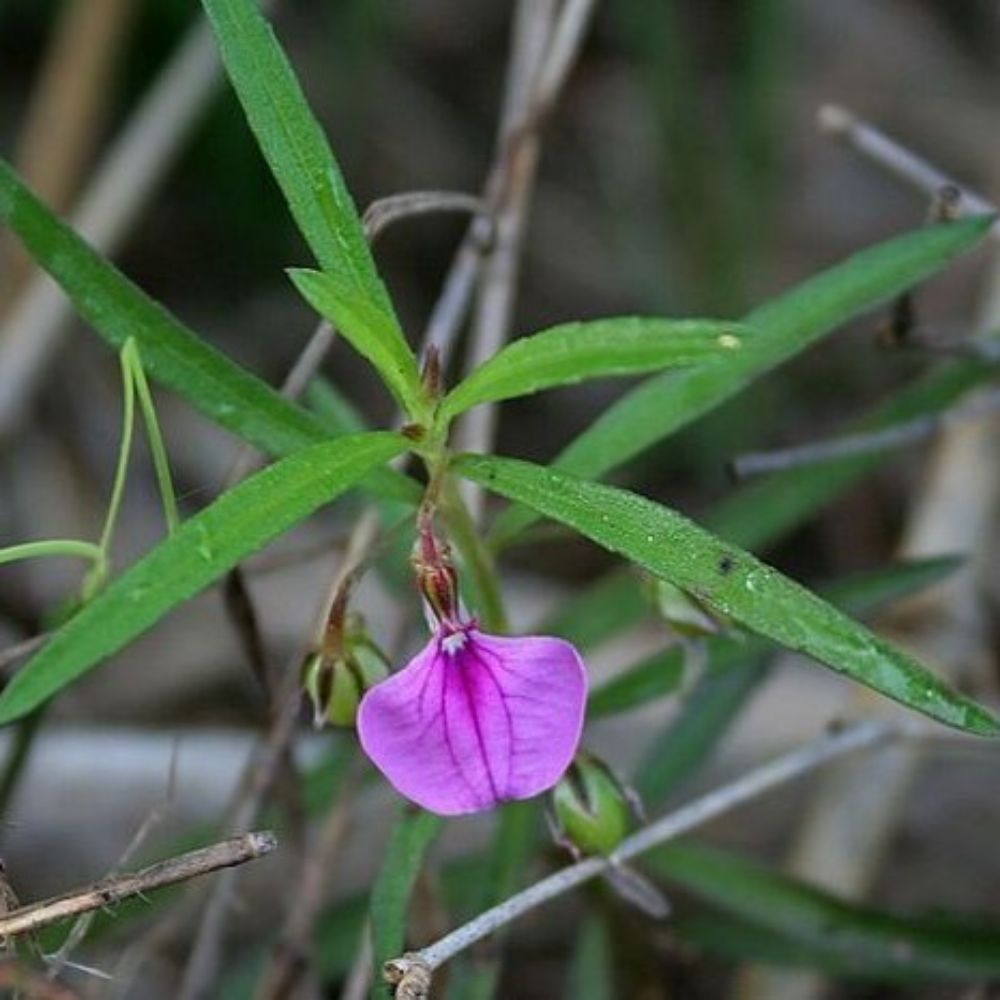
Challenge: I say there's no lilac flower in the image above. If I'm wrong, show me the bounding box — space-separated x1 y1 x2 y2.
357 621 587 815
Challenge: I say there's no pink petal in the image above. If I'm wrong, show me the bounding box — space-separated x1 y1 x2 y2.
357 628 587 815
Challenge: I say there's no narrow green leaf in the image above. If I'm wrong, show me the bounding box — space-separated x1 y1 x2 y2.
369 807 443 1000
490 217 994 546
456 454 1000 735
538 569 648 651
676 910 996 983
450 802 538 1000
440 318 752 421
0 158 332 460
290 268 425 419
200 0 388 307
649 841 1000 982
200 0 425 418
565 914 615 1000
637 657 769 803
635 556 967 802
305 377 368 435
0 433 407 723
589 647 685 719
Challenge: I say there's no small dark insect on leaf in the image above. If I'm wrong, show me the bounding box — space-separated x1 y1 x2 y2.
877 291 916 348
718 555 735 575
401 423 426 442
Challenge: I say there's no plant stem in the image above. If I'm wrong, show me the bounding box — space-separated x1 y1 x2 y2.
123 339 180 535
440 475 508 633
0 540 103 567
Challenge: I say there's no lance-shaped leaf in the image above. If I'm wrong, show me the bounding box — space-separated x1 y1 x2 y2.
490 216 994 546
440 318 753 421
201 0 388 309
370 808 443 995
289 268 425 419
590 557 960 725
0 433 408 724
650 841 1000 982
0 158 322 459
634 556 965 803
0 159 418 504
455 454 1000 735
201 0 426 420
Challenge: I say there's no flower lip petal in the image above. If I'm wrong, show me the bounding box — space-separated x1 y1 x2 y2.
357 626 587 816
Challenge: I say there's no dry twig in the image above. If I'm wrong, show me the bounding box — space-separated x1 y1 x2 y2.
0 833 275 940
817 105 997 230
730 385 1000 478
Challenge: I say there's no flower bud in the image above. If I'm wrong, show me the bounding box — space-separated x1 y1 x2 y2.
551 753 632 857
302 628 390 729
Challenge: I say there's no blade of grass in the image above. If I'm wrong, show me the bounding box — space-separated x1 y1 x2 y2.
648 841 1000 982
0 432 407 723
457 453 999 735
449 802 538 1000
537 569 648 650
589 646 685 719
489 216 994 546
564 913 615 1000
369 808 444 1000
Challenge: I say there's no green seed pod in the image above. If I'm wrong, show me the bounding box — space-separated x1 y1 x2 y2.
302 629 390 729
551 754 632 857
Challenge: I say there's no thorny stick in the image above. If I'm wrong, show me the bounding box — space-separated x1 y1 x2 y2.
731 385 1000 478
0 832 275 940
817 104 998 235
45 746 180 977
385 720 897 989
